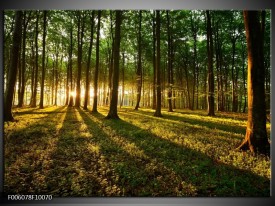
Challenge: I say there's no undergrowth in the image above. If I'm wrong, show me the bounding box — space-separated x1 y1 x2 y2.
4 106 271 197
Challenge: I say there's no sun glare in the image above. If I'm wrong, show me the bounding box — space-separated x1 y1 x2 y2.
70 91 76 98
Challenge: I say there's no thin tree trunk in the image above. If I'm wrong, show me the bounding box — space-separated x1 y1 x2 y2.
51 60 55 105
206 10 215 116
68 24 74 107
120 52 125 108
54 52 59 106
30 12 40 108
84 11 95 110
29 41 35 106
75 11 84 107
17 43 22 106
65 62 69 105
134 10 143 110
154 10 162 117
183 60 191 109
166 10 173 112
39 11 47 108
106 11 114 106
92 10 101 112
231 37 238 112
214 22 221 111
152 11 156 110
190 13 197 111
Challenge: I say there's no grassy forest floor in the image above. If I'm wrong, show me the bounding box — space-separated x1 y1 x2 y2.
4 106 271 197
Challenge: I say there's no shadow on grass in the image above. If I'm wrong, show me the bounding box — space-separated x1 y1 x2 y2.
5 106 269 197
13 109 68 116
5 106 66 149
128 109 247 136
173 109 248 121
46 107 125 196
4 106 67 194
77 108 182 196
119 110 244 151
80 109 269 197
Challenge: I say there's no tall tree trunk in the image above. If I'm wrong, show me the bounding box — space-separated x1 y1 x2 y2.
29 42 35 106
18 12 29 107
92 10 101 112
68 24 74 107
51 60 55 105
65 62 69 105
106 10 122 119
241 40 247 113
4 11 23 121
54 52 59 106
152 11 156 110
203 64 207 110
262 12 270 112
17 43 22 106
190 13 197 111
166 10 173 112
170 40 176 110
231 37 238 112
39 11 47 109
215 23 225 112
206 10 215 116
154 10 162 117
4 15 15 93
183 58 191 109
134 11 143 110
84 11 95 110
75 11 84 107
214 22 220 111
106 11 114 106
120 52 125 108
30 12 40 108
103 57 108 106
237 11 269 156
224 64 229 111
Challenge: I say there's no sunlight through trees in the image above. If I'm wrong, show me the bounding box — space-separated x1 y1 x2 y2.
3 9 271 197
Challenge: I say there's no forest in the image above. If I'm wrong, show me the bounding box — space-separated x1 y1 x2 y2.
3 10 271 196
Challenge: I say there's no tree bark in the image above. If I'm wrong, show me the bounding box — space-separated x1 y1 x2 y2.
154 10 162 117
134 11 143 110
91 11 101 111
237 11 270 156
54 48 59 106
84 11 95 110
241 40 247 113
4 11 23 121
30 12 40 107
75 11 85 107
166 10 173 112
65 62 69 106
68 23 74 107
190 12 197 111
105 12 114 106
206 11 215 116
106 10 122 119
152 11 156 110
120 52 125 108
39 11 47 109
231 37 238 112
18 12 31 107
92 10 101 112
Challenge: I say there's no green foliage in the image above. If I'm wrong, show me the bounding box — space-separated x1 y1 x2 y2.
4 106 270 196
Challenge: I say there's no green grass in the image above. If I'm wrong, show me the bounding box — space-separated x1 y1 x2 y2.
4 106 271 196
